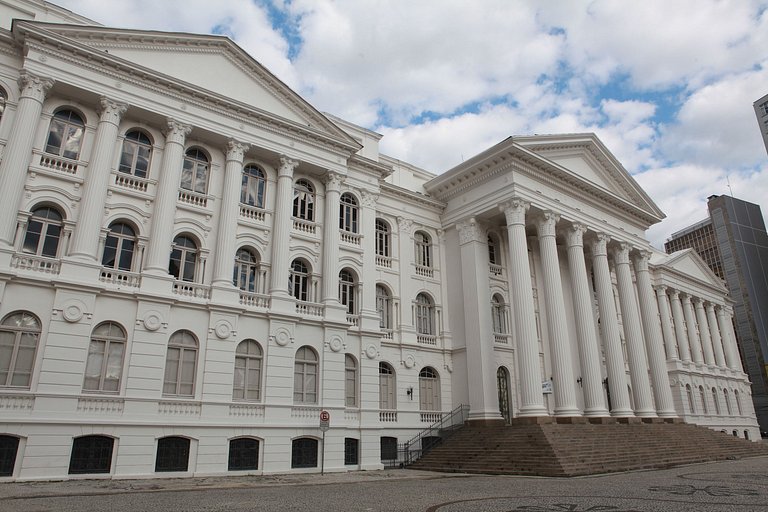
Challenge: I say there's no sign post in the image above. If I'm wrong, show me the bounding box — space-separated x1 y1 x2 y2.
319 410 330 475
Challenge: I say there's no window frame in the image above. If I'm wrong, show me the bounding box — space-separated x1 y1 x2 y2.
118 129 153 178
68 435 115 475
376 284 392 331
344 438 359 466
155 436 190 472
491 294 507 334
45 109 85 160
82 322 126 393
234 247 260 293
345 354 358 408
0 311 41 389
339 269 356 315
375 219 390 257
162 330 198 397
289 259 310 302
241 164 266 208
101 222 137 272
22 206 64 258
228 437 259 471
379 362 396 410
233 339 262 401
180 148 210 194
169 235 199 282
291 437 318 469
418 366 441 411
415 293 435 336
293 346 318 404
414 231 432 268
339 192 359 233
292 179 315 221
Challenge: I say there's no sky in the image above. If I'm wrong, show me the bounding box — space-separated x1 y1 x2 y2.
53 0 768 249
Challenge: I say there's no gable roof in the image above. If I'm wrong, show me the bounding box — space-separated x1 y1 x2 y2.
653 248 727 292
12 21 360 151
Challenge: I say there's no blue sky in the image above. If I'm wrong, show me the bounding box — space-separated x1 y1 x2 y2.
55 0 768 248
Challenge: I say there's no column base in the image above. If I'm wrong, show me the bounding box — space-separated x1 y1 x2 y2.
517 405 550 417
553 407 583 417
609 408 635 418
467 409 505 425
583 408 611 417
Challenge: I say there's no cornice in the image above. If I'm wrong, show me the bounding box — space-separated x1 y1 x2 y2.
14 23 360 158
380 182 445 212
347 154 393 179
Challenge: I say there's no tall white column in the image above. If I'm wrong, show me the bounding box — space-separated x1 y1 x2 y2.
655 286 679 360
613 244 655 417
536 212 579 416
458 218 504 422
359 191 379 329
0 72 54 246
501 200 547 417
566 224 608 416
719 307 743 372
707 303 726 367
694 298 715 366
633 252 675 417
321 171 343 305
682 295 703 365
669 290 691 362
212 139 248 286
69 98 128 260
144 119 192 274
590 234 632 416
268 156 298 296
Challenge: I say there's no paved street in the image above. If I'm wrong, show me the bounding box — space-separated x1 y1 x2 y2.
3 456 768 511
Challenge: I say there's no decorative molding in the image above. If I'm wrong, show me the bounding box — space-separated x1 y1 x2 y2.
632 250 652 273
142 310 165 331
327 335 343 353
456 217 485 245
212 319 233 340
396 216 414 234
225 139 248 162
273 327 292 346
500 199 529 226
365 344 378 359
565 223 586 248
278 155 299 177
164 118 192 145
591 233 610 257
612 243 631 266
18 71 54 102
360 190 378 208
323 170 345 191
98 96 128 125
536 211 560 238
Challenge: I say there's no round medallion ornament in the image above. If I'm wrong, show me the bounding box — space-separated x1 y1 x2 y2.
61 300 84 323
274 328 291 346
143 311 163 331
328 336 343 353
365 344 378 359
213 320 232 340
404 354 416 369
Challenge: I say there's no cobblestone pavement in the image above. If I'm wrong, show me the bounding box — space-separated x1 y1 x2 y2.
3 456 768 511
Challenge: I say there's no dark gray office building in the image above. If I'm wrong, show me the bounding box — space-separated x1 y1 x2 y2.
666 195 768 432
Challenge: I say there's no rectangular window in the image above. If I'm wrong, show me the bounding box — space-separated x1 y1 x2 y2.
344 438 359 465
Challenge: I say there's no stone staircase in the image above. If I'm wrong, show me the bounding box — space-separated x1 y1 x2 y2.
409 418 768 477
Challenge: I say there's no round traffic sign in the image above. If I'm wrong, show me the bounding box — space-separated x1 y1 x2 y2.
320 410 330 422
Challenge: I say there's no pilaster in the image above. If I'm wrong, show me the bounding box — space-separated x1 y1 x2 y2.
669 290 691 362
707 303 726 368
681 294 703 365
694 298 715 366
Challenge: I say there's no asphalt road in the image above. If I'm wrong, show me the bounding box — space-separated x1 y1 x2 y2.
3 456 768 511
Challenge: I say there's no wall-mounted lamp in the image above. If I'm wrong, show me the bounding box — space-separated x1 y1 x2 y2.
406 387 413 400
576 377 583 387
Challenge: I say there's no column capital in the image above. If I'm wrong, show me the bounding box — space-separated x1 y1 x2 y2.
565 223 586 248
457 217 485 245
323 170 345 191
360 190 378 208
225 139 249 163
631 250 652 273
693 297 705 308
612 242 631 265
536 211 560 238
397 216 413 234
18 71 54 102
98 97 128 125
654 284 668 294
681 293 692 305
164 118 192 145
669 288 680 299
278 155 299 177
590 233 610 256
500 198 529 226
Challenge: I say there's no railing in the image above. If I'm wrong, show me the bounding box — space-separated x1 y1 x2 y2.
417 334 437 345
239 291 270 309
494 333 510 344
158 400 202 416
383 404 469 468
376 255 393 268
11 253 61 274
239 203 266 223
489 263 503 276
0 394 35 411
99 268 141 287
292 218 317 234
178 188 208 208
114 172 149 193
173 281 211 299
346 314 359 326
340 231 361 245
296 300 324 317
380 329 394 340
40 153 79 174
379 410 398 422
415 264 434 278
77 397 125 414
420 411 443 423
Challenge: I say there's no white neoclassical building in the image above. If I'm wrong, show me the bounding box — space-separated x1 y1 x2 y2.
0 0 758 481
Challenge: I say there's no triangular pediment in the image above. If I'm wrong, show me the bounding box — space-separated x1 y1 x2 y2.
656 249 727 291
13 22 357 146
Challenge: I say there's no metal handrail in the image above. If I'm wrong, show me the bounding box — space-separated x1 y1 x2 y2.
385 404 469 467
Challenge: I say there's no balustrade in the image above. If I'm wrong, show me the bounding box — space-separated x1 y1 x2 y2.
379 410 398 422
340 230 361 245
177 188 208 208
417 334 437 345
239 203 266 223
239 291 270 309
114 172 149 193
292 217 317 234
11 253 60 274
173 281 211 299
415 264 434 278
295 301 324 317
99 268 141 287
376 255 393 268
39 152 79 174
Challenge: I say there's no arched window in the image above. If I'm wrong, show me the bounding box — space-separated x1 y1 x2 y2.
180 148 209 194
735 389 743 415
233 340 262 401
69 435 114 474
491 294 507 335
0 435 20 477
293 346 318 403
375 219 390 257
488 234 500 265
699 385 708 414
376 285 392 331
102 222 136 271
169 235 198 282
119 130 152 178
289 259 310 301
234 248 260 293
291 437 318 468
228 437 259 471
345 354 357 407
685 384 694 413
339 269 356 315
418 367 440 411
0 311 40 388
155 436 190 472
241 164 266 208
292 179 315 221
415 293 435 336
339 193 358 233
723 388 732 415
712 387 721 415
22 206 63 258
379 362 396 410
83 322 125 392
163 330 197 397
415 231 432 268
45 109 85 160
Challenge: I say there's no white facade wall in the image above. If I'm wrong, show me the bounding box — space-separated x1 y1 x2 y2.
0 0 759 482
